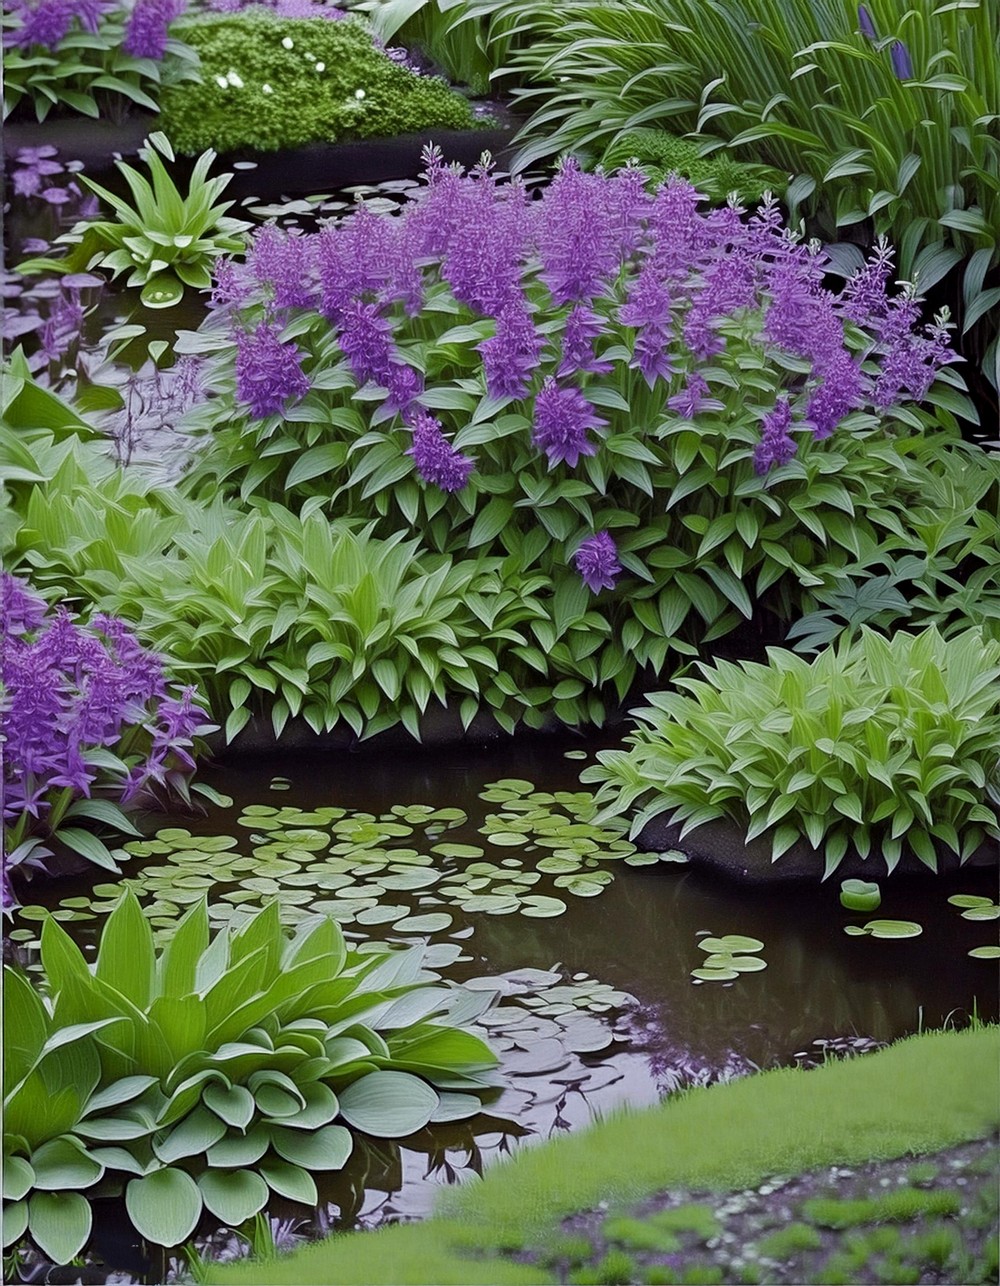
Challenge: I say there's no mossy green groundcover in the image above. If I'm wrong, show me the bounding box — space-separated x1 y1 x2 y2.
157 12 475 154
207 1026 999 1285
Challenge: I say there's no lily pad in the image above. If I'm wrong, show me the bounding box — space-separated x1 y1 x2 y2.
519 895 568 918
839 879 881 913
697 935 764 955
968 946 1000 959
691 967 739 982
947 894 994 909
858 919 923 939
961 906 1000 922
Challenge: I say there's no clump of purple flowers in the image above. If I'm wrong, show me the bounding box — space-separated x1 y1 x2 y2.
205 149 958 592
1 574 210 909
122 0 186 59
574 532 622 594
406 411 474 492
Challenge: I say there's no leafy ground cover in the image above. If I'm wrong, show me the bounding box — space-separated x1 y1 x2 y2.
201 1025 999 1284
156 10 476 154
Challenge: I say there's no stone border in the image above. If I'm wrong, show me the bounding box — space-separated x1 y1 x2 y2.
635 811 999 884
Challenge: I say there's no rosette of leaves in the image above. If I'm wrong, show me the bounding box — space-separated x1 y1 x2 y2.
17 134 250 308
3 891 498 1260
2 8 199 122
584 626 1000 878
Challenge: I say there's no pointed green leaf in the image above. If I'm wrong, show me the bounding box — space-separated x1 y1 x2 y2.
27 1191 91 1264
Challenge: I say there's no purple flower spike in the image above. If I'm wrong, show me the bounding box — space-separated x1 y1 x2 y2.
532 378 606 470
574 531 622 594
406 411 474 492
753 397 798 475
890 40 913 80
857 4 877 39
235 321 309 419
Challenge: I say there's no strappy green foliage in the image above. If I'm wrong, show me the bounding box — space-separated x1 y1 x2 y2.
2 891 498 1260
601 130 784 204
585 626 1000 877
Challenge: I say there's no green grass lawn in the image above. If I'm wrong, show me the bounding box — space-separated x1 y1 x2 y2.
206 1026 999 1285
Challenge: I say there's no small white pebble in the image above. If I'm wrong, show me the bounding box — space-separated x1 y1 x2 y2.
354 88 365 99
261 83 273 94
215 75 228 88
281 35 293 48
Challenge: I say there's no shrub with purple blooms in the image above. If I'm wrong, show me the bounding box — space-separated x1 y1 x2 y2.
182 152 966 695
2 0 198 122
0 573 212 907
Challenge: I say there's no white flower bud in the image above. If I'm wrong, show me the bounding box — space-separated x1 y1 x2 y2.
215 75 229 88
262 83 273 94
315 61 325 72
281 35 294 48
227 69 244 88
354 88 365 100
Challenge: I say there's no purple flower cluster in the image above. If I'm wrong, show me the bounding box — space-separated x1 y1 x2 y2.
1 576 209 899
122 0 185 59
11 146 84 204
532 377 606 469
406 412 474 492
209 153 959 587
235 320 310 419
753 396 798 475
574 531 622 594
6 0 114 47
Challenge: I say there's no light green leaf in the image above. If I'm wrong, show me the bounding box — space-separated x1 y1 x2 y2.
126 1168 202 1246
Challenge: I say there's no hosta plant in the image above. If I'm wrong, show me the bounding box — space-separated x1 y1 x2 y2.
584 626 1000 878
17 134 250 308
2 0 199 122
0 573 211 905
2 891 499 1260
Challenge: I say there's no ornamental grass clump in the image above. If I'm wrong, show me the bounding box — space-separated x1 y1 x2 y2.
183 151 963 636
0 573 211 904
584 626 1000 878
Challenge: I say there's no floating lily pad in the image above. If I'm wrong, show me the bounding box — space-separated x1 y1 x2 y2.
702 953 767 973
948 894 994 909
393 913 453 934
961 906 1000 921
697 935 764 955
853 919 923 939
968 946 1000 959
839 879 881 913
518 896 568 918
691 967 739 982
563 750 588 760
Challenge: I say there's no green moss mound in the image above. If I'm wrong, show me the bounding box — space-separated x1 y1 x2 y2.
602 129 784 204
157 12 475 154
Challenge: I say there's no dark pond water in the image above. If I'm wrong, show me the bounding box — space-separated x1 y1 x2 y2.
10 732 998 1278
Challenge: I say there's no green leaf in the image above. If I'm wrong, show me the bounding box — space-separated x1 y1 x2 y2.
197 1169 269 1226
336 1071 439 1139
259 1159 317 1205
29 1137 103 1191
126 1168 203 1247
2 1156 34 1203
56 827 122 872
2 1200 28 1248
95 888 155 1009
153 1104 228 1164
268 1123 353 1170
203 1083 256 1130
27 1191 91 1264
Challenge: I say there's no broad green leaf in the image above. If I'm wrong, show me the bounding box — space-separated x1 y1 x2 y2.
29 1137 103 1190
337 1071 438 1139
259 1159 317 1205
126 1168 202 1247
153 1104 228 1164
27 1191 91 1264
268 1123 353 1170
203 1083 255 1130
197 1169 268 1226
2 1156 34 1203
